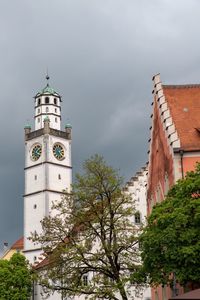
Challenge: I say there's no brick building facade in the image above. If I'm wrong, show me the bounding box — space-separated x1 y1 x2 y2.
147 73 200 300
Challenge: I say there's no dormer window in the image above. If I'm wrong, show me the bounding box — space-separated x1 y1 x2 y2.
54 98 57 105
45 97 49 104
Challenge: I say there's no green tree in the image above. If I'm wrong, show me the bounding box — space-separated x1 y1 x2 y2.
32 155 143 300
0 253 32 300
140 163 200 288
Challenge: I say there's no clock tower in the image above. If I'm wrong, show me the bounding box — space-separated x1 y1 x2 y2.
23 79 72 264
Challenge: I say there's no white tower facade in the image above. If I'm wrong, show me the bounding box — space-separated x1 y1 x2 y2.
23 81 72 264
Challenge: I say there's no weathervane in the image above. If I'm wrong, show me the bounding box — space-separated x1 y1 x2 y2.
46 68 50 86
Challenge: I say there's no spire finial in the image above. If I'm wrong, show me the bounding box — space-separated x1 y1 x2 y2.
46 68 50 86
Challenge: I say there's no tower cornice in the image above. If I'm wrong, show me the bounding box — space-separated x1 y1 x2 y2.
25 127 72 141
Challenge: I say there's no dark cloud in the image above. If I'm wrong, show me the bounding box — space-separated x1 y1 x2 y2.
0 0 200 248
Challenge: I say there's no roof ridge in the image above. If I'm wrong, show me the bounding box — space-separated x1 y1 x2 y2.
163 84 200 89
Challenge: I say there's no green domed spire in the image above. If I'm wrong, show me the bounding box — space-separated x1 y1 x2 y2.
65 123 72 129
44 115 50 122
35 74 61 98
24 124 31 129
35 83 60 98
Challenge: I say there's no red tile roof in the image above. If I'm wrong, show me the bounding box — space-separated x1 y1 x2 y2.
34 256 49 270
11 237 24 250
163 85 200 151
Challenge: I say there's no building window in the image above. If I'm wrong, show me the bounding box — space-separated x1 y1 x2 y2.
82 275 88 286
34 256 37 261
58 174 61 180
37 108 40 114
45 97 49 104
55 108 57 113
55 117 57 123
33 204 37 209
34 175 37 180
46 107 49 113
54 98 57 105
164 173 169 195
38 98 41 106
134 212 141 224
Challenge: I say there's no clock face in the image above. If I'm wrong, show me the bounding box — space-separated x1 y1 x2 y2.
53 143 65 160
31 144 42 161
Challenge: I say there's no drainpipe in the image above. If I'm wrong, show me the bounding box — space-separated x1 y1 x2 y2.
179 150 184 179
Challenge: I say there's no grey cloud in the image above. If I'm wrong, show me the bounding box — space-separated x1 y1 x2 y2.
0 0 200 247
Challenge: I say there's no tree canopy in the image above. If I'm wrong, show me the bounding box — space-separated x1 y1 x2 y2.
0 253 32 300
140 163 200 288
32 155 144 300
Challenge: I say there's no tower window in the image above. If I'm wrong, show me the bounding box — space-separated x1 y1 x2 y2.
58 174 61 180
34 175 37 180
54 98 57 105
45 97 49 104
55 117 57 123
38 118 40 123
82 275 88 286
55 108 57 113
34 256 37 261
37 108 40 114
33 204 37 209
38 98 41 106
134 212 141 224
46 107 49 112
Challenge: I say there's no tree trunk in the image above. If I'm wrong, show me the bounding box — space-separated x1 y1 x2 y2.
117 279 128 300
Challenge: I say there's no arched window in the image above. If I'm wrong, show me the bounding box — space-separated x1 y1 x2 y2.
54 98 57 105
55 117 57 123
55 108 57 113
33 204 37 209
45 97 49 104
58 174 61 180
46 107 49 112
37 108 40 114
134 212 141 224
38 98 41 106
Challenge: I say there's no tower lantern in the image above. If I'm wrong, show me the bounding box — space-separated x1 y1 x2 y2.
34 81 62 131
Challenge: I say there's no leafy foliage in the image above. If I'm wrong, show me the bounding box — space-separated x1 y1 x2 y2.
0 253 32 300
32 155 143 300
140 163 200 287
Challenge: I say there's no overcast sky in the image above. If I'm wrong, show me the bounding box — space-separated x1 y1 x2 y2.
0 0 200 249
